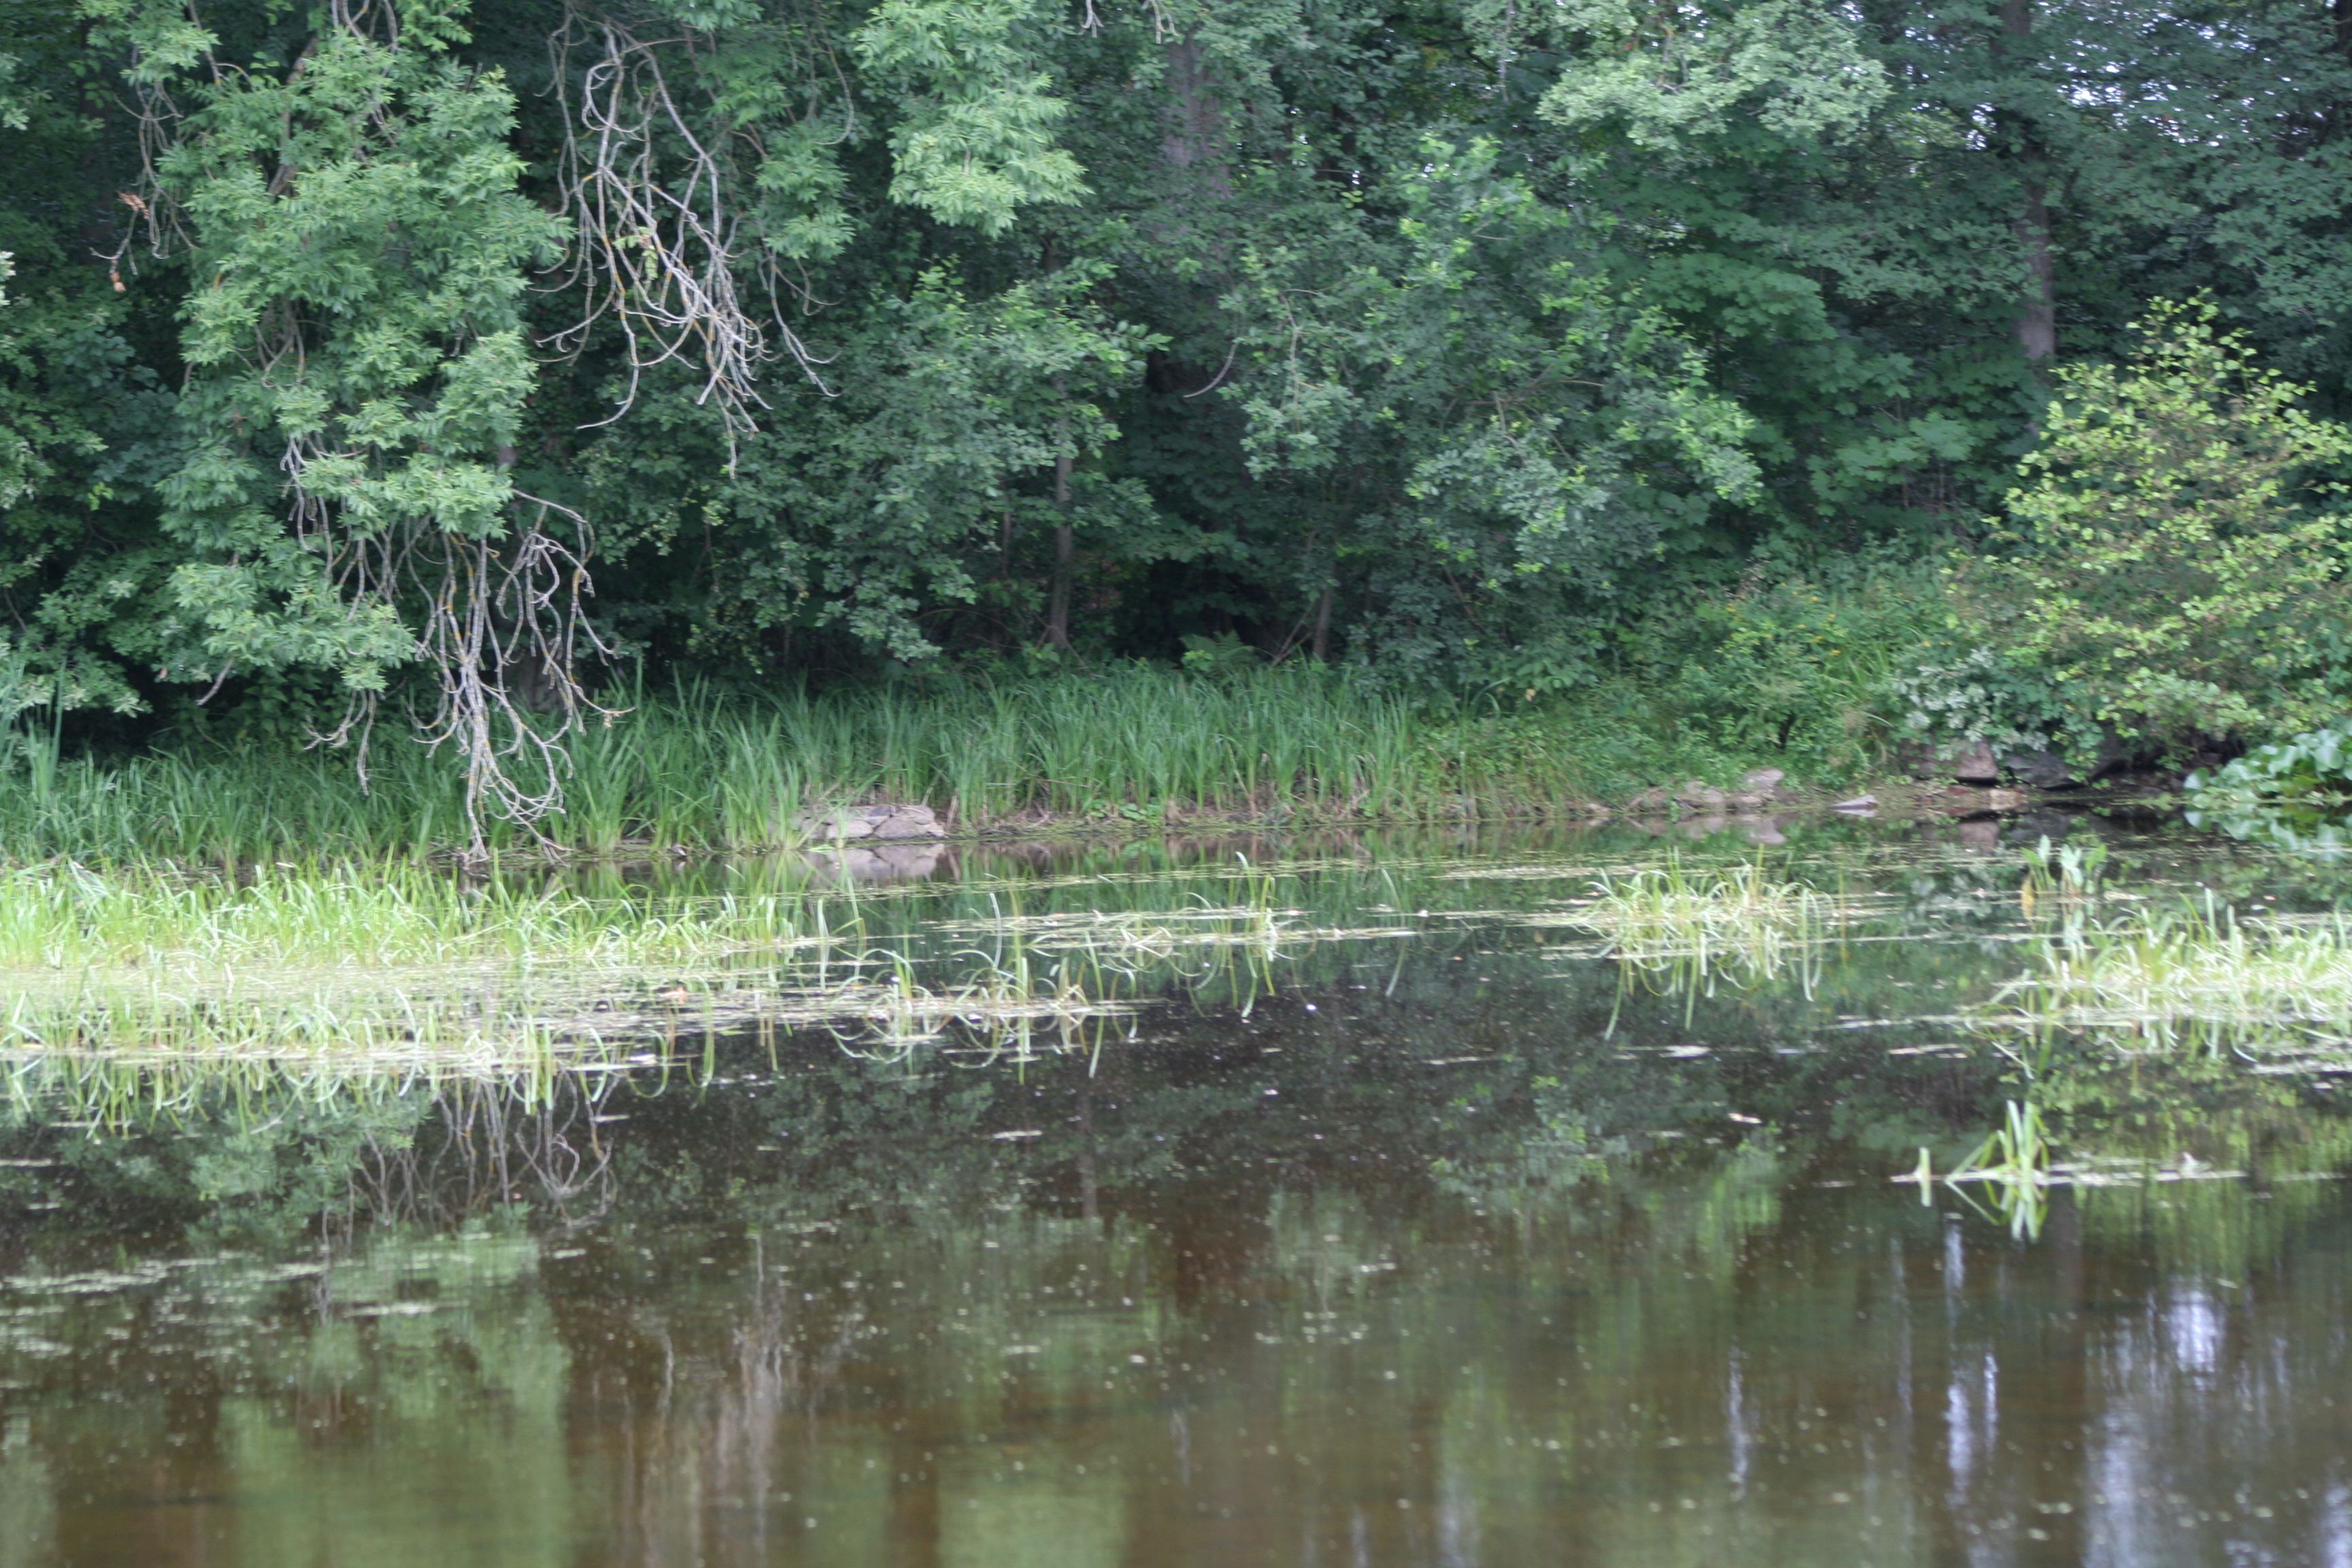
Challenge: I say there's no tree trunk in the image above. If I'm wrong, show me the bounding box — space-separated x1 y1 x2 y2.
2012 177 2055 363
1147 30 1233 281
1999 0 2055 366
1045 399 1074 651
1160 33 1230 199
1310 586 1333 663
2325 0 2352 146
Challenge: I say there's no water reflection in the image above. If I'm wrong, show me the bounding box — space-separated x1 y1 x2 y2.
0 1018 2347 1566
0 820 2346 1566
802 843 945 883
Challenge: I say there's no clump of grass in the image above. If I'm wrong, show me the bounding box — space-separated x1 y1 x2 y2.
1989 894 2352 1058
0 862 819 970
0 979 628 1113
2 1049 535 1135
1900 1097 2259 1242
823 966 1129 1064
0 953 1133 1086
1914 1100 2055 1239
2018 834 2108 915
934 856 1404 967
0 858 1324 1076
1543 859 1855 1009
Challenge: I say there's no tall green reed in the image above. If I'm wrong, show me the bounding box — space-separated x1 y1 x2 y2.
1 666 1605 865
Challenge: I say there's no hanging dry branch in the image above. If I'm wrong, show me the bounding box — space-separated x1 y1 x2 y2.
97 42 201 284
414 502 615 847
304 487 617 856
546 6 838 465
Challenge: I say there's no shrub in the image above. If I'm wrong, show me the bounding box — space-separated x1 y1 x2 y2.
1954 298 2352 761
2186 715 2352 808
1631 562 1944 781
1883 644 2087 763
2180 716 2352 855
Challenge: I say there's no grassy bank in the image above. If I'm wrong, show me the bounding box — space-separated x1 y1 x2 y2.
1 666 1823 865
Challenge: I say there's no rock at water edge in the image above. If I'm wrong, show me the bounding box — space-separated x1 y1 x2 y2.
1950 741 2000 785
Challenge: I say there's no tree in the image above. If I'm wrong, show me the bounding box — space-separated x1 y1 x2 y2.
101 0 582 846
1959 297 2352 755
9 0 2352 787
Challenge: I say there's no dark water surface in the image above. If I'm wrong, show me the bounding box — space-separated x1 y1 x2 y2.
4 815 2351 1566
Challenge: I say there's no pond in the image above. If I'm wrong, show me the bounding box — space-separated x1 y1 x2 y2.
2 812 2350 1566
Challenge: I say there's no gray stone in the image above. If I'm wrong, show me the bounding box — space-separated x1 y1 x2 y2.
1674 780 1727 811
1833 794 1878 813
795 802 945 842
872 806 945 840
1950 740 2001 785
1742 768 1786 798
2001 748 2078 789
2015 808 2077 839
804 843 943 882
795 808 872 840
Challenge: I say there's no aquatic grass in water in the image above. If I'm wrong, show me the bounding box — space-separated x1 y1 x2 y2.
0 978 629 1135
0 952 1137 1096
934 857 1410 966
0 860 1335 1079
0 862 820 971
0 1047 611 1140
1899 1097 2255 1243
1535 860 1863 1011
1921 1100 2055 1239
0 835 2176 1116
2018 833 2108 913
1987 894 2352 1060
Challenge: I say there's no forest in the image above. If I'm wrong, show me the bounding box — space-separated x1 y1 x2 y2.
5 0 2352 840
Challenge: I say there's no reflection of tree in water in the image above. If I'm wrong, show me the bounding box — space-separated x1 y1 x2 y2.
0 1062 621 1239
514 1007 2352 1568
346 1074 619 1230
599 1247 909 1566
1 960 2350 1565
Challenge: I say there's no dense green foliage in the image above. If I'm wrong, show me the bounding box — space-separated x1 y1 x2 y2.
7 0 2352 828
2190 717 2352 808
1956 301 2352 755
2184 715 2352 855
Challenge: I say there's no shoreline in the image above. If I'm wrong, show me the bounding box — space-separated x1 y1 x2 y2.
0 776 2178 873
545 775 2185 868
0 674 2196 869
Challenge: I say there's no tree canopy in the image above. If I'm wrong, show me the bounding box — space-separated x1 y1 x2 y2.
5 0 2352 798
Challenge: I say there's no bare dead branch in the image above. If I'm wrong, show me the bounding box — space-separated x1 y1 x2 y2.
544 3 843 466
304 487 619 860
